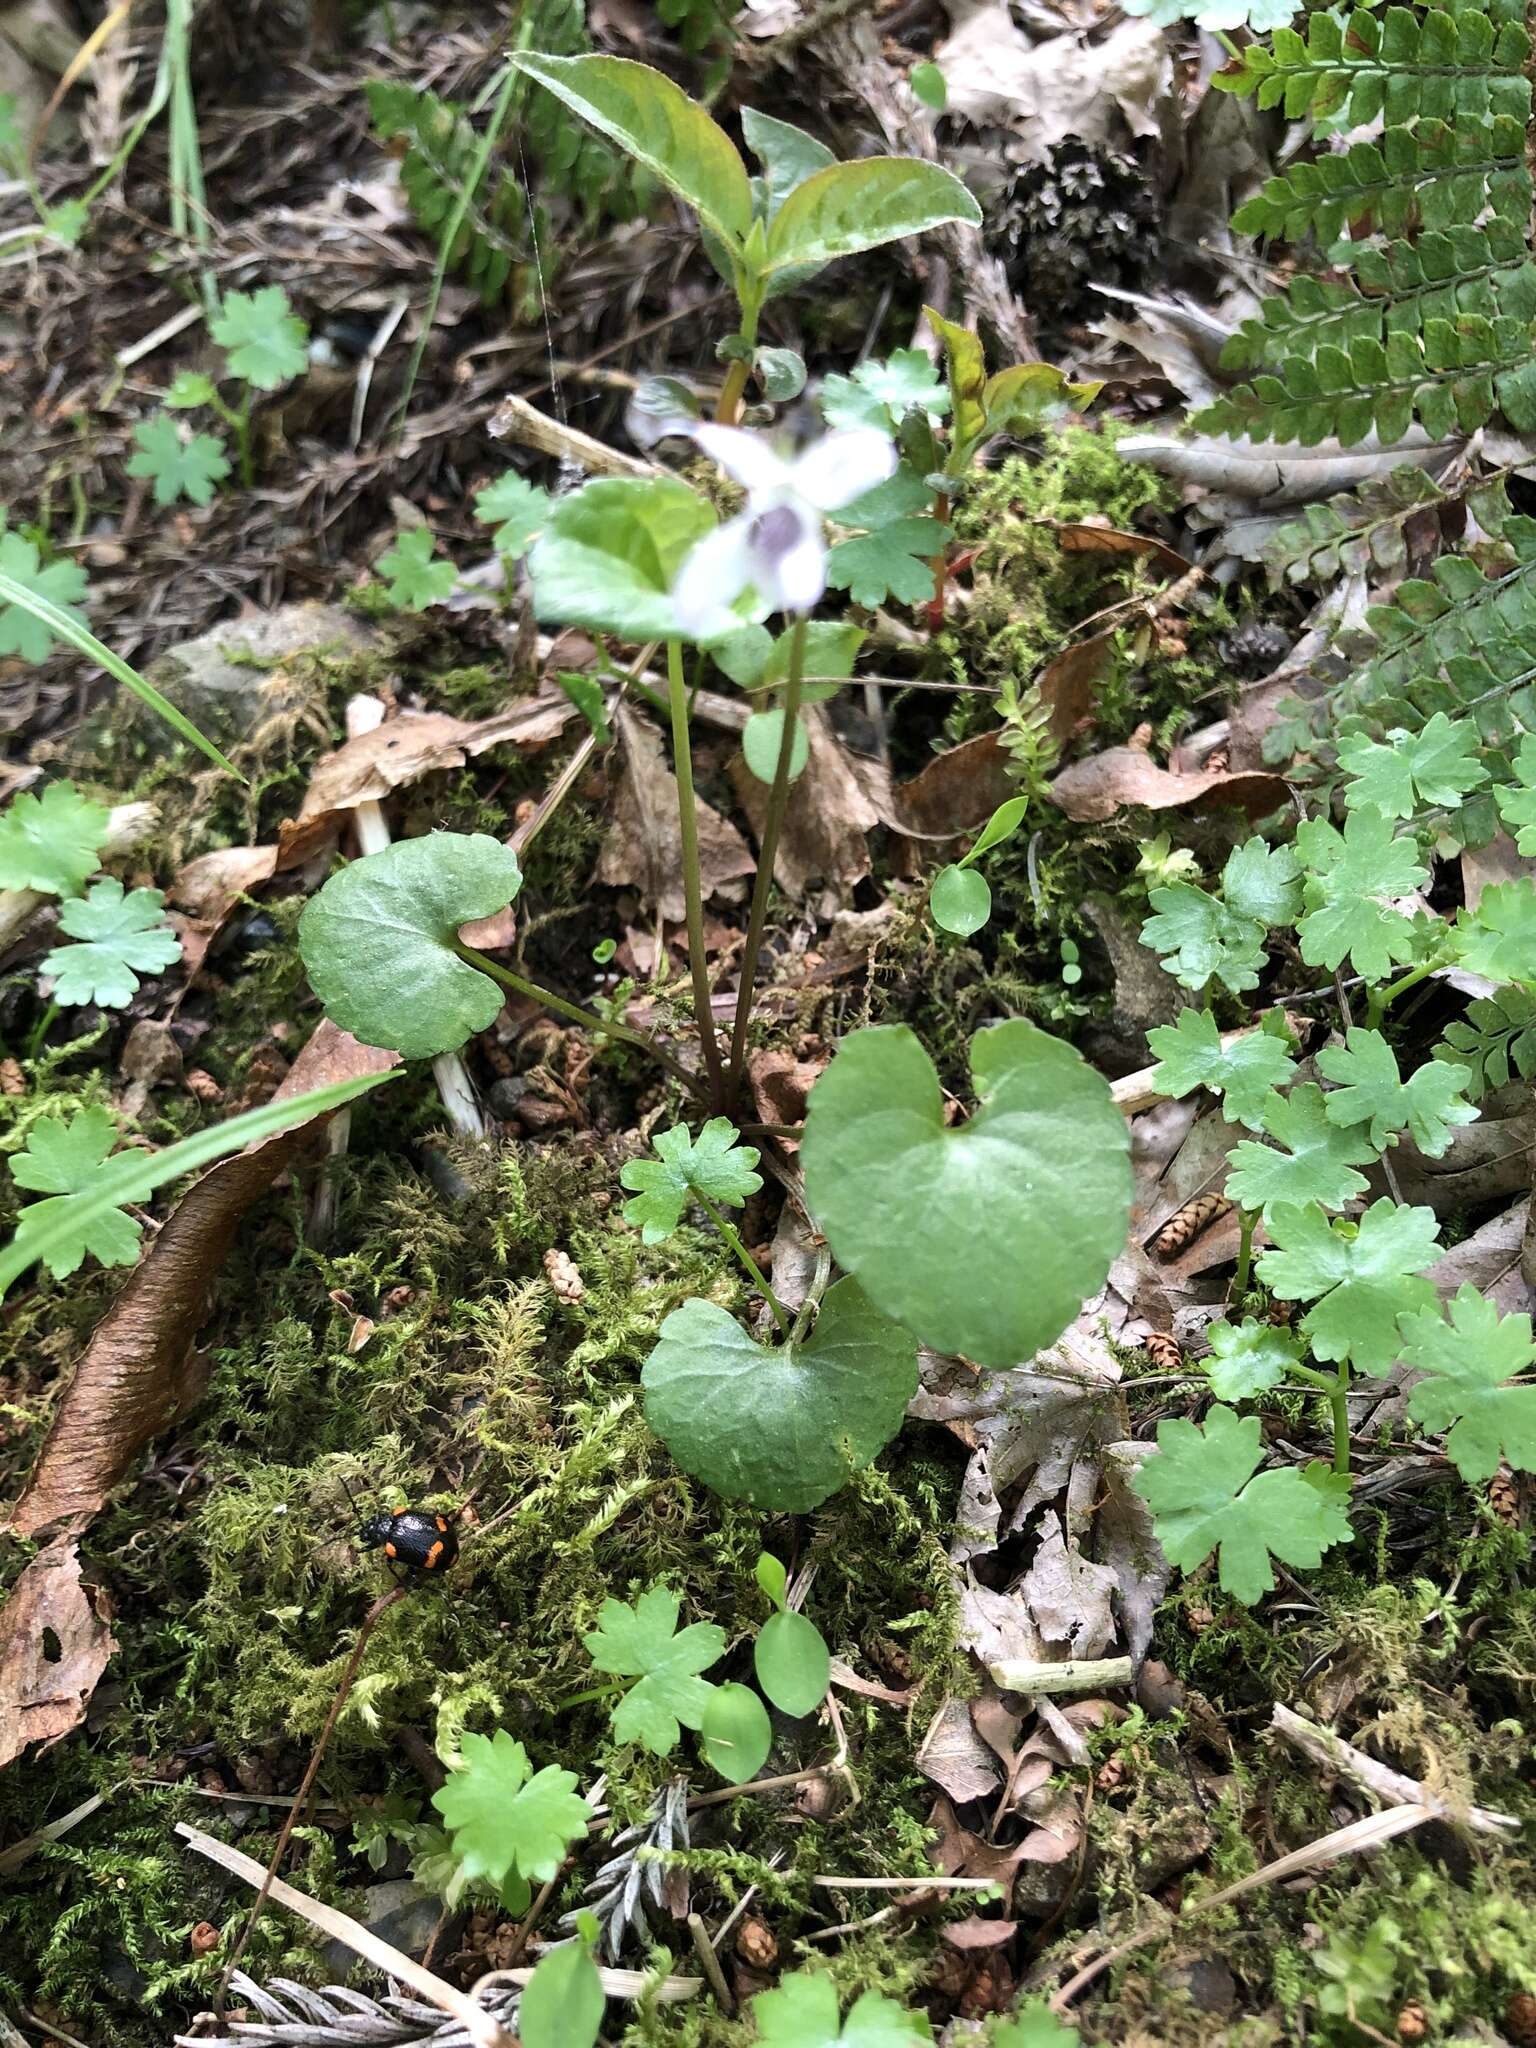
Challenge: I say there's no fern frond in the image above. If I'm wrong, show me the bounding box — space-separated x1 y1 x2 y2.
1261 464 1489 587
1222 223 1536 368
1232 116 1529 242
1214 3 1530 124
173 1970 520 2047
367 82 527 304
1197 312 1536 447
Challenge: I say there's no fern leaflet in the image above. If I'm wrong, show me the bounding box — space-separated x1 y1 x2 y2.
1232 116 1528 242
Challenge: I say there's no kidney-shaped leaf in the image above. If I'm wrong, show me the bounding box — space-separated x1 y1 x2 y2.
298 833 522 1059
512 53 753 247
764 158 980 275
528 477 716 643
801 1021 1131 1368
641 1276 917 1512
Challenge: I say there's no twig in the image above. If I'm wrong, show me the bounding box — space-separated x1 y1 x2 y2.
687 1912 736 2012
180 1820 514 2048
1269 1704 1518 1835
487 392 658 479
814 1874 1005 1891
987 1655 1134 1696
216 1588 407 2005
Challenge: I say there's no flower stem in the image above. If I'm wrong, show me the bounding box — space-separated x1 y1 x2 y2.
715 294 761 425
453 942 704 1101
727 611 808 1101
696 1190 792 1339
667 639 726 1110
1330 1364 1352 1476
1232 1207 1257 1304
1364 960 1435 1030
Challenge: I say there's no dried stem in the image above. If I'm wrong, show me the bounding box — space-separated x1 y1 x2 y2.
667 639 727 1106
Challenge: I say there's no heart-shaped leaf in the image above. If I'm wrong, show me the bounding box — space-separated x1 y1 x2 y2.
930 864 990 936
763 158 981 275
801 1021 1131 1367
641 1276 917 1511
298 833 523 1059
528 477 717 643
511 54 753 247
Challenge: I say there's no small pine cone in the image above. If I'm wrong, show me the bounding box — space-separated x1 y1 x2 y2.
1489 1459 1520 1526
1507 1991 1536 2048
0 1057 23 1095
1095 1756 1125 1793
1203 746 1230 775
735 1918 778 1971
1153 1192 1233 1259
185 1068 224 1102
1128 721 1155 752
1143 1331 1182 1371
542 1248 585 1304
189 1920 221 1956
1185 1601 1214 1636
1395 2002 1428 2043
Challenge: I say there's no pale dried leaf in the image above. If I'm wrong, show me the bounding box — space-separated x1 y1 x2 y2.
599 703 753 923
915 1697 1003 1802
730 706 886 907
0 1540 117 1770
936 2 1170 156
168 844 280 921
1049 746 1288 824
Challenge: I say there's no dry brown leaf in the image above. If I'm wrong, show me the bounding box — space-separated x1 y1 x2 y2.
277 694 574 865
936 1 1171 156
5 1023 397 1540
916 1697 1004 1802
746 1045 826 1146
892 730 1014 868
730 706 887 906
1049 746 1289 824
942 1916 1019 1951
1035 632 1115 744
168 844 280 922
0 1539 117 1770
1051 523 1193 577
598 703 754 922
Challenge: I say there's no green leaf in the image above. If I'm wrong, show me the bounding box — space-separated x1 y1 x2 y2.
801 1020 1131 1368
582 1584 725 1755
967 796 1030 864
824 518 945 608
0 529 90 663
821 349 949 433
125 414 231 508
298 833 523 1059
473 473 549 561
510 54 753 246
1202 1316 1306 1400
991 2002 1080 2048
763 158 980 275
700 1681 772 1784
1139 883 1268 996
1294 808 1428 982
518 1941 604 2048
1398 1283 1536 1482
1 1071 397 1298
1436 987 1536 1098
211 285 309 390
165 370 218 410
1145 1008 1297 1131
556 670 611 745
1337 712 1487 819
750 1971 932 2048
925 304 987 455
0 93 20 170
619 1117 762 1244
982 362 1101 439
756 1552 789 1609
774 619 863 696
1132 1405 1353 1605
744 708 809 784
755 1608 830 1716
1258 1198 1440 1377
909 61 947 110
1495 732 1536 853
431 1730 589 1892
642 1276 918 1511
9 1107 140 1278
1224 1084 1375 1215
0 559 237 776
1221 838 1303 928
529 477 718 643
1316 1025 1477 1156
378 527 457 611
741 108 836 220
930 864 990 936
43 879 181 1008
0 782 110 896
1453 880 1536 986
757 346 807 401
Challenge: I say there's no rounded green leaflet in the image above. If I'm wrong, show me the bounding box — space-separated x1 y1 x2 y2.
801 1020 1131 1368
641 1276 917 1512
518 1943 604 2048
744 707 809 784
700 1681 772 1784
298 833 523 1060
755 1608 831 1716
930 863 990 936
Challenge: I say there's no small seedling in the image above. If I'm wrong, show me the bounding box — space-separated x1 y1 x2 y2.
930 793 1028 937
377 526 457 611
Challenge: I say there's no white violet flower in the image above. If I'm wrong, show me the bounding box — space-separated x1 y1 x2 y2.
672 423 897 639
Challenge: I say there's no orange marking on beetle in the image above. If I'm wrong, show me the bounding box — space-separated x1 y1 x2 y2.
424 1538 445 1569
435 1515 448 1532
384 1540 398 1559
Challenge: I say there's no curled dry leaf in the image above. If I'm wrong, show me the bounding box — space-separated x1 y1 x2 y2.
0 1540 117 1770
1120 430 1461 507
598 702 754 923
893 729 1013 860
746 1044 827 1147
5 1022 398 1540
936 1 1170 156
916 1696 1004 1803
1049 745 1288 824
1051 523 1194 578
168 844 281 924
277 693 574 866
730 705 888 907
